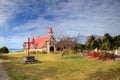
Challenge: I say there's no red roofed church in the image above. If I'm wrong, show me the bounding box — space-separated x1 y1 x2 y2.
23 27 56 53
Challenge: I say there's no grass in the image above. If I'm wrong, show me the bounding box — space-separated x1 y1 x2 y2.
0 52 120 80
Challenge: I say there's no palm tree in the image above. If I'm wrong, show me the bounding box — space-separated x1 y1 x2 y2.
86 33 120 52
86 35 96 51
114 35 120 49
103 33 114 51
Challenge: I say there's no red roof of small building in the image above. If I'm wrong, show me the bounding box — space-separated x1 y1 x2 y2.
25 35 51 49
32 35 51 48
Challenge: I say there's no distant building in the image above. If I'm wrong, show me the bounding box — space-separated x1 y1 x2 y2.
115 47 120 55
23 27 56 53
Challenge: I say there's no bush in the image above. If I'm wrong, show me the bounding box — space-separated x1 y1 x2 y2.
41 50 47 54
87 51 114 60
30 51 36 54
0 46 9 53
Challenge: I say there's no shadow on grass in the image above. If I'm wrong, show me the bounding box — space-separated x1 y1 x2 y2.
0 54 16 60
88 68 120 80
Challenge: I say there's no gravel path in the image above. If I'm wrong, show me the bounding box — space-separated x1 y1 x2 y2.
0 59 10 80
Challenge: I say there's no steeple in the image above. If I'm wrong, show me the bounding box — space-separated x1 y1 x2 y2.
32 37 35 43
48 27 53 35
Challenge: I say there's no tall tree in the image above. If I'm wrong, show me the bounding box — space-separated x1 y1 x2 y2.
114 35 120 49
102 33 114 50
86 35 96 50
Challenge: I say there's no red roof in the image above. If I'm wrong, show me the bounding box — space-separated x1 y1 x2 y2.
31 35 51 48
24 35 51 49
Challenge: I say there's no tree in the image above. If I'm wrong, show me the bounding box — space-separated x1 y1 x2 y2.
0 46 9 53
72 43 86 53
86 35 96 51
102 33 114 50
96 38 103 51
57 37 76 50
114 35 120 49
56 35 81 51
85 33 114 52
85 33 120 52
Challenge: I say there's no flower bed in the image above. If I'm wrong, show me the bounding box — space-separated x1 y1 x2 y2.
87 51 114 61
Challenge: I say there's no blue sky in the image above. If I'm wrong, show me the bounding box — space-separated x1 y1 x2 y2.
0 0 120 49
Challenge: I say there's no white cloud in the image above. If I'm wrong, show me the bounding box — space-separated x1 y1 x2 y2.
12 17 57 37
8 36 26 43
0 0 120 48
8 0 120 38
0 36 5 43
0 0 19 26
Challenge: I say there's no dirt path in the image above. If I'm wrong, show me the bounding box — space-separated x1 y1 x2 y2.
0 59 10 80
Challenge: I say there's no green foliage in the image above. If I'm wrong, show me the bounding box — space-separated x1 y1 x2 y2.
86 35 96 50
86 33 120 51
102 33 114 50
72 43 86 53
72 43 80 52
0 46 9 53
114 35 120 49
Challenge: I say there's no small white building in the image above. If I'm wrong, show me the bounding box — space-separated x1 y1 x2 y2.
115 47 120 55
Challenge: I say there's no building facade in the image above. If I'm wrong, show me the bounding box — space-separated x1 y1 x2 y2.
23 27 56 53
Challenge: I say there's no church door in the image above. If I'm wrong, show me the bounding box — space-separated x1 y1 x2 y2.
50 46 54 52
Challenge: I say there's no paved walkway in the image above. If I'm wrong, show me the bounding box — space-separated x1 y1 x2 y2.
0 59 10 80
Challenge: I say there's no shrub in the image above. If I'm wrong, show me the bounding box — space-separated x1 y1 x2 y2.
0 46 9 53
42 50 47 54
30 51 36 54
87 51 114 60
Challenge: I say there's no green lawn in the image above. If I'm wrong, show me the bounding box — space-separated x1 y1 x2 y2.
0 52 120 80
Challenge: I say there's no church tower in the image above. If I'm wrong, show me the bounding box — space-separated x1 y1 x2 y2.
48 27 53 35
